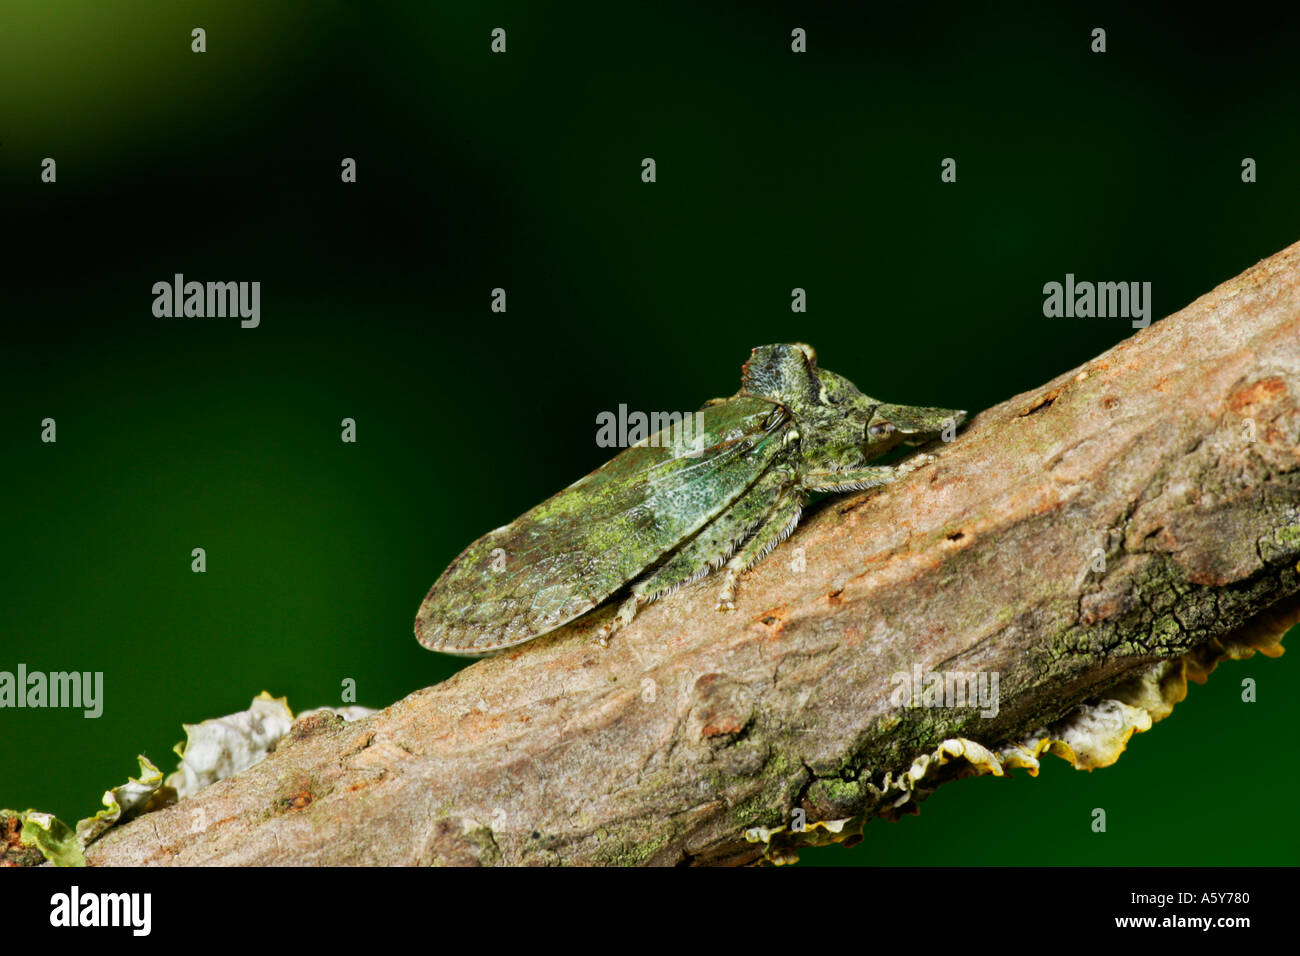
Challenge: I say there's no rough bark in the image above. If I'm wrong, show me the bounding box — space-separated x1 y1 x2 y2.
87 241 1300 866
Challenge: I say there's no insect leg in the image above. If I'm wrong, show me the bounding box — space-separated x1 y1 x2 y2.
594 473 786 646
800 466 898 494
801 453 936 494
715 489 805 611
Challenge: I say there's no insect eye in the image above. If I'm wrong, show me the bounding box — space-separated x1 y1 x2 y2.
868 421 895 439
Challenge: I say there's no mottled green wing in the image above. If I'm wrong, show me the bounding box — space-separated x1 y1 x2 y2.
415 396 787 655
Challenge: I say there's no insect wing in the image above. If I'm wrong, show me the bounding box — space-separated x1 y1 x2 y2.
415 396 787 655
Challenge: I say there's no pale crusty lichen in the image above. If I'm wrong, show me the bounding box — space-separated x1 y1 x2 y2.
745 815 854 867
76 754 171 846
5 692 377 866
167 692 295 798
166 695 374 798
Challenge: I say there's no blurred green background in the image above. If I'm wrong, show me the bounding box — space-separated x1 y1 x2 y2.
1 1 1297 865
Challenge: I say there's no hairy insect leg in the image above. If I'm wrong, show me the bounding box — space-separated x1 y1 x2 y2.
801 454 935 494
592 474 787 646
596 593 644 648
716 490 805 610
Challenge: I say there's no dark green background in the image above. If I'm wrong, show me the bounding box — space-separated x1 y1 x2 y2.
2 2 1297 865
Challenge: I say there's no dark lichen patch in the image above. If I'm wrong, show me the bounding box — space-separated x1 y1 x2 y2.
589 824 675 866
730 789 785 832
801 775 865 820
463 825 502 866
1260 523 1300 565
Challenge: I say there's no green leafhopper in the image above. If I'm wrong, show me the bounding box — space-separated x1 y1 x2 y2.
415 343 964 656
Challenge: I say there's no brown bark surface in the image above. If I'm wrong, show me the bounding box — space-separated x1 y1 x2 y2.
87 241 1300 866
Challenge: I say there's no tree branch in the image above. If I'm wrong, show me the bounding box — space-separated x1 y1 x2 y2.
87 241 1300 866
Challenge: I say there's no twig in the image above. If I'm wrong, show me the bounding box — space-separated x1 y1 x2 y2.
86 241 1300 865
